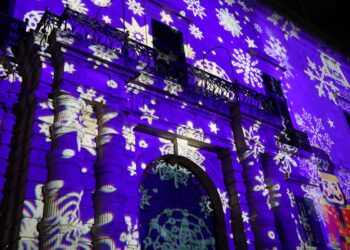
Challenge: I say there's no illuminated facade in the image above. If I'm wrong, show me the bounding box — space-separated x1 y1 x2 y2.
0 0 350 249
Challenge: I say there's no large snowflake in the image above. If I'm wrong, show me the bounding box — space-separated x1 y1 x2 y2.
264 36 294 78
294 109 334 154
123 17 152 47
62 0 88 14
183 0 207 19
304 52 349 104
216 8 242 38
337 166 350 201
242 121 265 159
189 24 203 40
232 48 263 88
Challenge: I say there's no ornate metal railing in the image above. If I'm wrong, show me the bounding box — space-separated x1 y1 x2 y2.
0 13 27 48
35 7 276 114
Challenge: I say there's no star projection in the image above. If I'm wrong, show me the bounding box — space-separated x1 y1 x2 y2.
1 0 350 249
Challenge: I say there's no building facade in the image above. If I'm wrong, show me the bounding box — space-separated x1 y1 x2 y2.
0 0 350 249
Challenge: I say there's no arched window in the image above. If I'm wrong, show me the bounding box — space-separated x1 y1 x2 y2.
139 155 228 249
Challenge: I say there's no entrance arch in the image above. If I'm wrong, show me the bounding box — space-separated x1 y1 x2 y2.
139 155 228 249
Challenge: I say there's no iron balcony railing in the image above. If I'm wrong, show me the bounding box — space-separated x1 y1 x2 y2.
35 7 279 114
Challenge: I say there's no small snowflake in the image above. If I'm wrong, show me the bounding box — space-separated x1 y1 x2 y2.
209 122 219 134
245 36 257 48
139 104 159 125
327 118 335 128
218 189 229 213
184 44 196 59
242 211 249 223
216 8 242 37
242 121 265 159
164 78 183 96
102 15 111 24
189 24 203 40
183 0 207 19
254 23 263 33
107 79 118 89
126 0 145 16
160 10 173 25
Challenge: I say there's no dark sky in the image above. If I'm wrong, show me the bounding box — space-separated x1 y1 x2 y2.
275 0 350 54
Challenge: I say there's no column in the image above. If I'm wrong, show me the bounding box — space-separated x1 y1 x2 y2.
241 154 281 249
39 93 86 249
262 152 300 249
92 106 126 249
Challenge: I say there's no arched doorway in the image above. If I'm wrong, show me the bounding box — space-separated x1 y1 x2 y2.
139 155 228 249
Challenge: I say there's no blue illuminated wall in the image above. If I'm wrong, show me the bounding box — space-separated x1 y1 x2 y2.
0 0 350 249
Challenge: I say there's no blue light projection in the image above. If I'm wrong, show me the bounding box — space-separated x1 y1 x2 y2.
0 0 350 249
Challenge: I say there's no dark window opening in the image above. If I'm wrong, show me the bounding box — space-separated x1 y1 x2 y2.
151 19 187 83
344 111 350 129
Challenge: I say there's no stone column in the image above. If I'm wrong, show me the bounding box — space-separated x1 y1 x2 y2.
262 152 300 249
92 106 126 249
240 154 281 249
39 93 86 249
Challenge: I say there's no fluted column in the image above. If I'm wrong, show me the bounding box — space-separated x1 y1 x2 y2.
262 152 300 249
92 106 126 249
240 154 281 249
39 93 86 249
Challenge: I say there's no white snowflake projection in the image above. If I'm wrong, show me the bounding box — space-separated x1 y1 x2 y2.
301 185 326 224
337 166 350 200
199 196 213 218
297 154 322 185
143 209 215 249
254 23 263 33
183 0 207 19
241 211 249 223
304 52 350 104
253 170 271 209
231 48 263 88
224 0 234 6
62 0 88 14
218 189 229 214
245 36 257 48
189 24 203 40
77 86 105 103
139 104 159 125
160 10 173 25
91 0 111 7
264 36 294 78
119 216 141 249
63 63 76 74
242 121 265 159
194 59 231 81
267 12 300 40
164 78 183 96
139 186 152 209
216 8 242 37
23 10 45 31
184 44 196 59
208 122 219 134
159 122 207 168
88 45 119 69
102 15 112 24
237 0 253 12
107 79 118 89
80 104 98 156
126 0 145 16
154 160 191 189
122 125 136 152
123 17 152 47
294 109 334 154
274 142 298 174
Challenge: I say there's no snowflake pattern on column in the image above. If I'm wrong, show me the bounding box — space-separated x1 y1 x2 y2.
232 48 263 88
119 216 141 249
216 8 242 38
264 36 294 78
294 109 334 154
143 209 215 249
304 52 350 104
218 188 229 214
336 166 350 201
242 121 265 159
253 170 271 209
183 0 207 19
274 141 297 174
